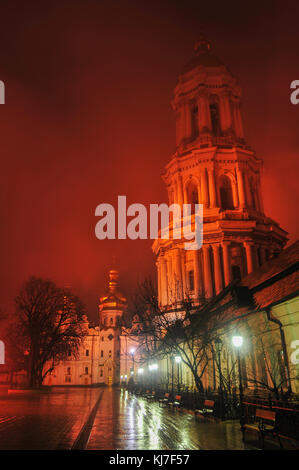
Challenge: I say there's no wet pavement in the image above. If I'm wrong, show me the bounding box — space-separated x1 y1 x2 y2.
0 387 257 450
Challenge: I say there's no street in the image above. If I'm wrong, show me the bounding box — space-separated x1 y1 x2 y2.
0 387 259 450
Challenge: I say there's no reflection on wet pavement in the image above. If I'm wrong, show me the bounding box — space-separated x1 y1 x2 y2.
0 387 100 450
0 387 254 450
87 388 250 450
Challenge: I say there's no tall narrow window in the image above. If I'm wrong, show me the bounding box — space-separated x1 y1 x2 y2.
232 265 241 280
188 270 194 291
191 104 199 139
86 349 89 357
187 181 199 214
219 175 234 210
210 102 221 136
85 367 89 375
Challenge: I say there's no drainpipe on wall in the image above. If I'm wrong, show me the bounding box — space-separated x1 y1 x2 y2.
266 307 292 393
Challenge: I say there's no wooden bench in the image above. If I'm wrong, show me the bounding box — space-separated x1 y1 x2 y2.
159 392 169 406
168 395 181 411
243 408 282 449
195 400 215 420
147 391 156 400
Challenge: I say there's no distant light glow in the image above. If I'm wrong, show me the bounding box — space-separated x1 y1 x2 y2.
232 336 243 348
175 356 181 363
138 368 144 374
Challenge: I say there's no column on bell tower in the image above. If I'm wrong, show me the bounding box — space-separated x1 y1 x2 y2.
160 255 168 306
236 167 246 209
193 249 201 300
212 244 223 294
208 168 217 208
222 242 232 286
173 248 183 300
232 100 244 139
197 93 211 133
200 169 209 208
219 92 232 134
202 245 213 298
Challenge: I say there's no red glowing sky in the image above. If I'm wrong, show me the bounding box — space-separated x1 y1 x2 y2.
0 1 298 320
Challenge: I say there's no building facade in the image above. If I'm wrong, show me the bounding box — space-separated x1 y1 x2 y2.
43 269 128 387
152 37 288 307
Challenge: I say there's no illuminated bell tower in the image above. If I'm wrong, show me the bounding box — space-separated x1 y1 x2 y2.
98 269 127 385
153 37 288 306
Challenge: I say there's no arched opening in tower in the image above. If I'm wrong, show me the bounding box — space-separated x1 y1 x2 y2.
186 181 199 214
209 96 221 136
219 175 234 210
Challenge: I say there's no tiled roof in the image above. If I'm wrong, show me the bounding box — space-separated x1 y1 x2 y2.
253 270 299 309
241 241 299 290
242 241 299 309
204 241 299 319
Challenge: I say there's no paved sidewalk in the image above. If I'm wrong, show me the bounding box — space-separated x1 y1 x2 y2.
0 387 262 450
87 388 255 450
0 387 100 450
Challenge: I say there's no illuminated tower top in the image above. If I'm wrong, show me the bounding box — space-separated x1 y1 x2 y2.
99 269 127 327
173 36 245 152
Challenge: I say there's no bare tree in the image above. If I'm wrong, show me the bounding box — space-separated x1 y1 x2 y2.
125 277 226 393
9 276 87 388
247 332 298 400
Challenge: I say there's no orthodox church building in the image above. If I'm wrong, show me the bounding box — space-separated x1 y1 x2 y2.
152 36 288 307
43 269 130 387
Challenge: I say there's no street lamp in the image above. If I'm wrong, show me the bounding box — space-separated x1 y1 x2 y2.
215 338 224 420
175 356 181 392
130 348 135 377
232 335 244 430
149 364 158 389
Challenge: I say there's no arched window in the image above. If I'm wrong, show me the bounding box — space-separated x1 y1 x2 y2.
209 97 221 136
232 265 241 280
219 175 234 210
191 104 199 139
186 181 199 214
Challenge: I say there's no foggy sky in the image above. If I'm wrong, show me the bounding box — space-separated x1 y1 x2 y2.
0 0 298 320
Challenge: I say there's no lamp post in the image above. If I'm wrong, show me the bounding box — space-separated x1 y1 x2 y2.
130 348 135 377
137 367 144 387
171 357 174 395
215 338 224 420
175 356 181 393
149 364 158 390
232 335 244 430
